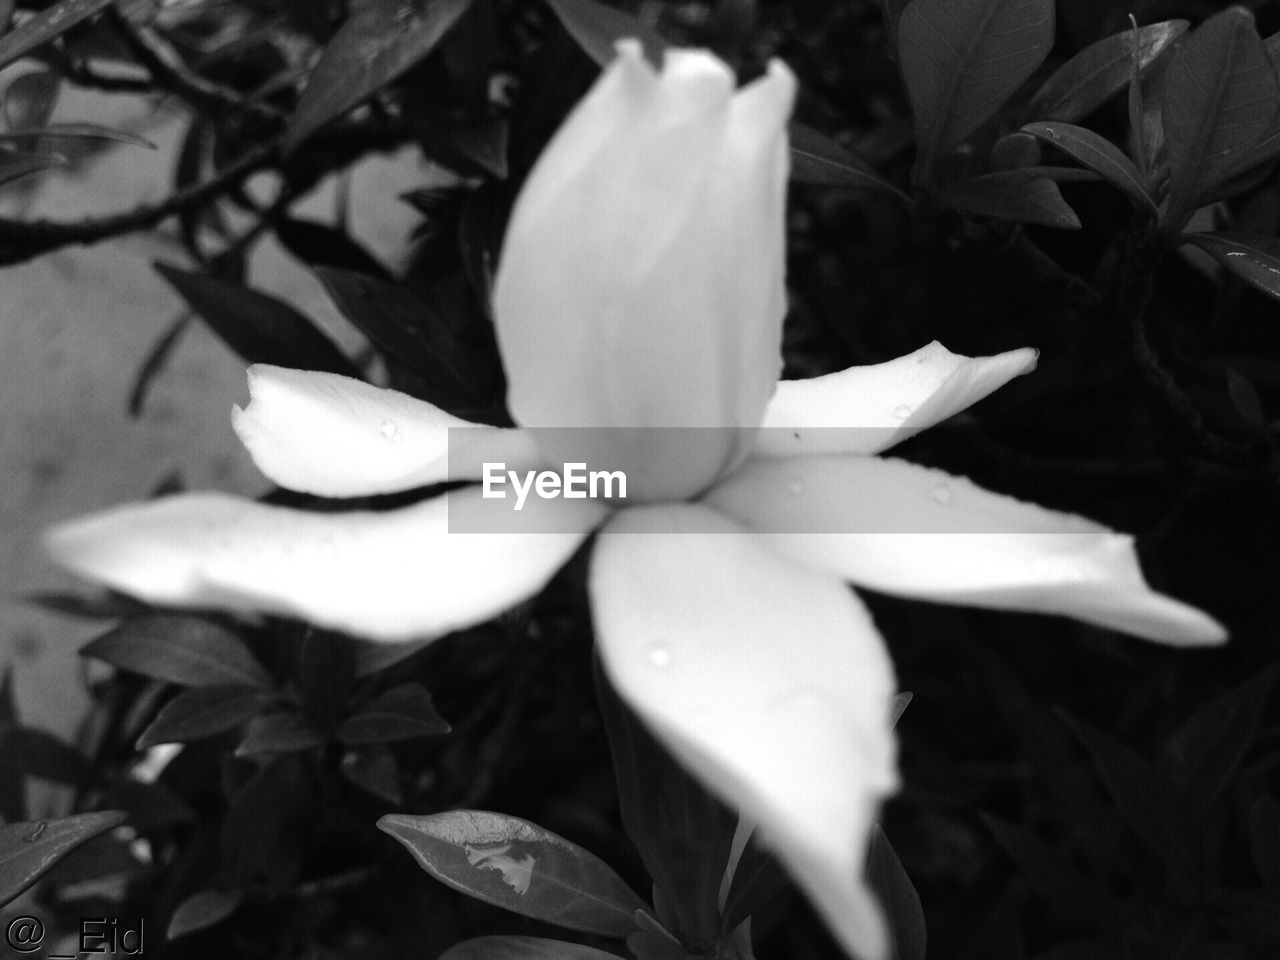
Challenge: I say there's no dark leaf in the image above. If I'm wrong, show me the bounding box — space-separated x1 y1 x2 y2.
880 0 912 63
295 630 355 730
99 779 194 831
1162 8 1280 222
3 69 59 131
1158 667 1277 819
379 809 647 937
545 0 667 69
0 122 156 149
341 745 403 804
137 687 274 749
128 313 192 418
889 691 913 729
316 267 487 412
25 591 148 620
990 131 1042 170
0 0 113 73
594 660 733 948
898 0 1055 183
981 816 1110 924
1025 20 1188 122
720 828 790 934
939 171 1081 229
1183 231 1280 302
629 910 690 960
866 825 926 960
0 811 126 907
0 149 64 187
788 122 908 198
155 263 360 377
276 217 390 279
1225 368 1266 428
285 0 476 152
82 614 274 689
1248 793 1280 894
439 937 623 960
167 889 243 940
337 683 450 744
221 756 311 887
353 636 434 678
1058 712 1189 871
0 727 94 786
236 711 327 756
1021 121 1155 211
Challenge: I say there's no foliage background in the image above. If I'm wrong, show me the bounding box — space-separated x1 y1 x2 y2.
1 0 1278 959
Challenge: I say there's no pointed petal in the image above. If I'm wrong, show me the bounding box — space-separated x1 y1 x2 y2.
708 456 1226 646
45 490 606 642
230 365 544 497
591 503 898 960
757 342 1038 457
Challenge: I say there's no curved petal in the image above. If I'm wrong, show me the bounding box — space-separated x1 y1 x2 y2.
591 503 898 960
757 342 1038 457
707 456 1226 646
230 365 545 497
45 489 607 642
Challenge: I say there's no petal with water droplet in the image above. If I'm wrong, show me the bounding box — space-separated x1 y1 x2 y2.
757 342 1038 457
45 490 607 642
708 456 1226 647
591 503 898 960
231 365 545 497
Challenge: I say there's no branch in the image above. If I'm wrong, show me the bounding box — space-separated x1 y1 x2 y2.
0 137 279 265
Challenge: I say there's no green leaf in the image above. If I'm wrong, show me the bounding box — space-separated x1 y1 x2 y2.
295 630 355 730
316 268 489 414
284 0 476 153
594 659 733 948
276 217 390 279
1025 20 1188 122
545 0 667 69
337 683 450 744
0 149 64 187
440 936 624 960
981 816 1110 924
0 122 157 149
353 636 434 678
235 711 327 756
788 122 908 199
880 0 913 63
1162 8 1280 223
1225 368 1266 428
1157 666 1277 820
1182 231 1280 302
939 171 1081 229
866 825 926 960
136 687 273 749
0 0 113 72
719 829 789 934
167 889 243 939
222 756 311 887
1248 793 1280 894
3 70 59 131
82 615 274 689
889 691 914 728
990 131 1042 170
0 727 94 786
1021 121 1155 212
379 809 648 938
341 745 403 804
0 811 126 907
898 0 1055 184
155 263 362 378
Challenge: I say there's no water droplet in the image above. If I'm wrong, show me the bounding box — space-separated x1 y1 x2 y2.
379 419 403 443
786 478 806 495
929 483 952 504
646 643 672 669
25 821 47 843
892 404 913 420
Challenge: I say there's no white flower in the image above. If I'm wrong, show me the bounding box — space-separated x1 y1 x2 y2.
44 43 1225 960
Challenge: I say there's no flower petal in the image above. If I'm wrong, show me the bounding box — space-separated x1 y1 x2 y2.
45 489 607 642
708 456 1227 646
230 365 544 497
757 342 1038 457
591 503 898 960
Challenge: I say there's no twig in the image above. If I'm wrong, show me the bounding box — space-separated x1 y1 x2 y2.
0 137 279 265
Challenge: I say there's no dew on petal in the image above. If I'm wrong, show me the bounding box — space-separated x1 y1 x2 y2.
892 404 913 420
379 419 403 443
929 483 952 504
646 642 673 669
